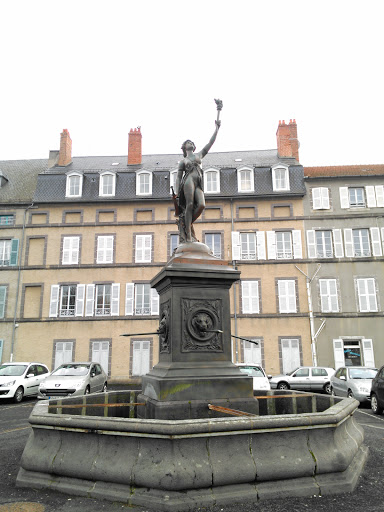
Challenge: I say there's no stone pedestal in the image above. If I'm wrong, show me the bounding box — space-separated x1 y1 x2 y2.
138 243 258 419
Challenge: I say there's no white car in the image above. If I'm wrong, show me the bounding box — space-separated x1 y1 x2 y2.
269 366 335 394
0 362 50 403
236 364 271 390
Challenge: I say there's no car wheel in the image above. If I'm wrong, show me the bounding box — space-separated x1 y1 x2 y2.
102 382 108 392
14 386 24 403
347 389 354 399
84 386 90 395
324 382 332 395
371 394 383 415
277 382 290 390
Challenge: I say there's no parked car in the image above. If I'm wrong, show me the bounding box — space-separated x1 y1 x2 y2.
331 366 378 403
370 365 384 414
269 366 335 393
0 362 50 403
236 364 271 390
38 362 108 399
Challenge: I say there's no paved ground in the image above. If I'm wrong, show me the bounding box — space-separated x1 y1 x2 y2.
0 396 383 512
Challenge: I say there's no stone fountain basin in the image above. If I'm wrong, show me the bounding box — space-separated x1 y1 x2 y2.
16 391 367 511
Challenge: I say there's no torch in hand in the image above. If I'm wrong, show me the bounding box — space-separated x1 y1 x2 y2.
214 98 223 127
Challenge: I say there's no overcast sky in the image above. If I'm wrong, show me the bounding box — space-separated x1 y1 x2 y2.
1 0 383 167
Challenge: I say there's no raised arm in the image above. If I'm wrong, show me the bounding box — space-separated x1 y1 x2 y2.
198 120 221 159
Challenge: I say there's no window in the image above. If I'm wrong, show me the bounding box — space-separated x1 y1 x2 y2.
0 286 7 318
352 229 371 257
50 284 85 318
132 340 151 376
59 285 77 317
333 339 375 368
312 188 330 210
280 338 300 374
272 165 289 191
91 341 110 375
169 170 178 193
240 232 256 260
232 231 266 261
99 172 116 197
267 231 302 259
0 215 14 226
0 239 19 266
243 340 262 366
54 341 73 369
62 236 80 265
241 281 260 314
277 280 297 313
95 284 112 316
125 283 159 316
136 171 152 195
85 283 120 317
276 232 292 259
205 233 221 258
307 229 344 258
356 278 378 312
319 279 339 312
237 167 254 193
349 188 365 207
135 234 152 263
344 228 382 257
66 173 83 197
204 169 220 193
97 236 114 263
316 230 333 258
170 234 179 255
339 186 383 209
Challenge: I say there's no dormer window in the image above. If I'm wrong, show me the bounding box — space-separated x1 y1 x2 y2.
99 172 116 197
272 165 289 191
169 169 178 194
66 172 83 198
237 166 254 193
136 171 152 196
204 168 220 193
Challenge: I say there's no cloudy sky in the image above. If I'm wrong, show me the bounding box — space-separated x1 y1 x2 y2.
1 0 383 166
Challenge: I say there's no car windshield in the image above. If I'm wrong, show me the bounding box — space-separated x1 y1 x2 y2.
0 364 28 377
348 368 377 380
52 364 90 377
239 367 265 378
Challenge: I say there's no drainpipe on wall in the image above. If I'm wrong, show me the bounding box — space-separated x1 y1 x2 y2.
230 198 238 363
10 203 38 362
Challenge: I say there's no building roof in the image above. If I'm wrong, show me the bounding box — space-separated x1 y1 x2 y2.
305 164 384 178
0 159 48 204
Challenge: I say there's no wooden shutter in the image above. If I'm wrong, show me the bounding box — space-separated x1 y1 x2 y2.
85 284 95 316
151 288 159 315
266 231 276 260
111 283 120 316
231 232 241 260
365 186 377 208
343 229 354 257
49 285 60 318
256 231 266 260
241 281 259 314
75 284 85 317
144 235 152 262
321 187 330 209
362 339 375 368
292 230 302 259
375 185 384 207
312 188 322 210
339 187 349 209
125 283 134 315
105 236 113 263
333 339 345 369
62 237 71 264
278 280 296 313
333 229 344 258
0 286 6 318
10 239 19 266
370 227 382 256
306 230 316 258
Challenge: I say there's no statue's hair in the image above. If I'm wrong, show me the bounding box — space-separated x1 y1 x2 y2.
181 139 196 157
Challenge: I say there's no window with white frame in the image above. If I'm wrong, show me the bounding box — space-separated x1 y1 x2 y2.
205 233 221 258
277 280 297 313
281 338 300 374
241 281 260 314
272 165 289 191
91 341 110 375
315 230 333 258
240 232 256 260
50 284 86 318
54 341 73 369
169 233 179 255
0 286 7 318
344 228 382 257
0 240 11 266
84 283 120 317
136 171 152 195
339 186 384 209
99 172 116 197
204 168 220 193
232 231 266 261
333 338 375 369
312 187 330 210
125 283 159 316
356 278 378 312
352 229 370 257
319 279 339 312
135 234 152 263
132 340 151 376
349 187 365 207
97 236 114 263
307 229 344 258
237 167 254 193
275 232 293 259
62 236 80 265
243 339 262 365
95 284 112 316
267 230 302 259
66 173 83 197
59 285 77 317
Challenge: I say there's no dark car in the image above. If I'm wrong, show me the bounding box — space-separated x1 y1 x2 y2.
370 364 384 415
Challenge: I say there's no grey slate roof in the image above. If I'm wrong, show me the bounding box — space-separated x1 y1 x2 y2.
0 159 48 204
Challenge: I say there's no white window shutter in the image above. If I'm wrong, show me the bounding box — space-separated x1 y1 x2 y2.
62 237 71 264
144 235 152 262
125 283 134 315
266 231 276 260
231 231 241 260
106 236 113 263
370 227 382 256
241 281 250 313
312 188 322 210
375 185 384 207
306 230 316 258
85 284 95 317
49 285 60 318
343 229 354 257
151 288 159 315
256 231 266 260
333 229 344 258
292 230 302 259
111 283 120 316
382 228 384 254
339 187 349 209
365 186 377 208
362 339 375 368
75 284 85 317
135 236 143 262
321 188 330 209
333 339 345 369
319 280 330 312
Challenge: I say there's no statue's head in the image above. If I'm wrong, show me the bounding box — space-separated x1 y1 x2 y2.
181 140 196 157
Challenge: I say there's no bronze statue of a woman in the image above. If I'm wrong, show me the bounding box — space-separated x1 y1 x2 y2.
174 100 222 244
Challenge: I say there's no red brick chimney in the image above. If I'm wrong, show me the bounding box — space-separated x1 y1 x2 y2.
276 119 299 162
128 127 142 165
58 129 72 166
